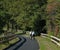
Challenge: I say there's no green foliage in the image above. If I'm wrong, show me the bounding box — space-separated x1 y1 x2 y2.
46 0 60 36
1 0 60 37
0 0 48 35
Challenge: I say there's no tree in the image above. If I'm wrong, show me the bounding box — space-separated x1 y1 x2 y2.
46 0 60 36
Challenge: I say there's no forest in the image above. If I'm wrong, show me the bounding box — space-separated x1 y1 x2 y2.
0 0 60 37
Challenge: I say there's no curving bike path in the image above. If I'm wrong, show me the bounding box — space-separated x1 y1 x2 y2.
17 37 39 50
4 35 39 50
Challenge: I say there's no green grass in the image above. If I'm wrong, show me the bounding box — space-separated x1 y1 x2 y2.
48 0 54 2
15 30 23 34
36 37 47 50
36 36 60 50
9 37 19 44
57 33 60 38
0 37 19 50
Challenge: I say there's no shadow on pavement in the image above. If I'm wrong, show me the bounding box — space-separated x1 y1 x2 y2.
3 36 26 50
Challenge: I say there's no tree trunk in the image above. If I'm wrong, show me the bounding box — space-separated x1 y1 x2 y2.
11 23 14 32
15 25 18 32
7 22 9 31
54 25 59 37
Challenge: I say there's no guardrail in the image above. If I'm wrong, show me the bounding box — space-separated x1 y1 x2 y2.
50 36 60 46
41 33 60 47
0 34 17 43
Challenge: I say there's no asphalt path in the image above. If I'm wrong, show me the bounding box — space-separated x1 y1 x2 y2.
4 35 39 50
17 37 39 50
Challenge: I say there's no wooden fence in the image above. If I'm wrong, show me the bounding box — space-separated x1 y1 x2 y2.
41 33 60 46
0 34 17 43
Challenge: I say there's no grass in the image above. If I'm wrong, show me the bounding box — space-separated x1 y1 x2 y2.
0 37 19 50
57 33 60 38
36 36 60 50
15 30 23 34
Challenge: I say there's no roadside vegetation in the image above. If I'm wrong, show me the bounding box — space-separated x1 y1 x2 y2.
0 37 19 50
0 0 60 50
36 36 60 50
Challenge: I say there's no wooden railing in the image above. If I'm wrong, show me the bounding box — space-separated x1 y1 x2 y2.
0 34 17 43
50 36 60 46
41 33 60 47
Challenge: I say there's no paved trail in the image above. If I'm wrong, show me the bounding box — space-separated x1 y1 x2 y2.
4 36 39 50
17 37 39 50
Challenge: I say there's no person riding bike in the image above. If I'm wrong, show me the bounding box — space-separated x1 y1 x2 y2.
30 31 35 39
